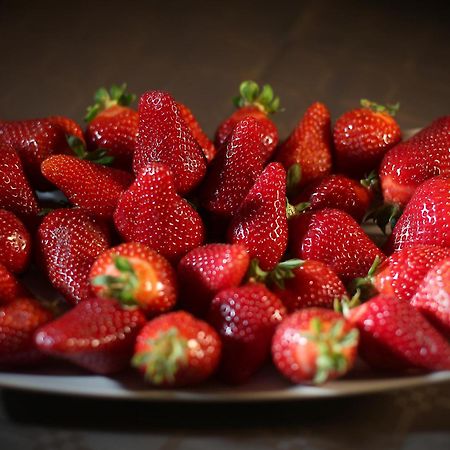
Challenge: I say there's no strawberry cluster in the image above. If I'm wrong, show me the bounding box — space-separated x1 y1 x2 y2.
1 81 449 387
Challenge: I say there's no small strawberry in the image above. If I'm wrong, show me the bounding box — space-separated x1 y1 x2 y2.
272 308 359 384
333 99 401 178
47 115 84 141
215 80 280 162
132 311 221 386
207 283 286 384
133 91 206 195
228 163 287 270
177 243 250 317
38 209 110 305
348 295 450 372
275 102 332 188
0 263 27 304
90 242 177 316
0 297 52 367
114 163 205 263
35 297 146 374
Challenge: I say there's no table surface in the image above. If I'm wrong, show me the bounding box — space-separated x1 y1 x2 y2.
1 0 450 449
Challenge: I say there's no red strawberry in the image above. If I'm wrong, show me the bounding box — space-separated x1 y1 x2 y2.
385 176 450 253
133 91 206 195
207 283 286 384
348 295 450 372
85 84 138 169
275 102 332 188
177 243 250 317
0 297 52 367
0 263 27 304
201 116 265 217
411 258 450 338
114 163 205 263
215 81 280 162
38 209 110 305
35 297 146 374
289 208 385 282
272 308 359 384
47 115 84 141
133 311 221 386
333 100 401 178
0 209 31 273
380 116 450 207
89 242 177 316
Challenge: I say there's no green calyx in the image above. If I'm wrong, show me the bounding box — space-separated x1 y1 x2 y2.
232 80 281 114
247 258 304 289
85 83 136 122
287 163 302 198
66 135 114 166
286 199 310 219
364 202 402 235
131 327 188 385
360 99 400 117
333 290 362 316
347 256 381 302
360 170 380 192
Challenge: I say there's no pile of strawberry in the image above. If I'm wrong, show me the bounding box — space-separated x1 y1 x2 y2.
1 81 449 387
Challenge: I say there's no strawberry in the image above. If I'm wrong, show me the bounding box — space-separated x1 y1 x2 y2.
177 243 250 317
89 242 177 316
380 116 450 207
228 163 287 270
114 163 205 263
0 297 52 367
333 100 401 178
272 308 359 384
35 297 146 374
275 102 332 188
132 311 221 386
38 209 110 305
215 81 280 162
47 115 84 141
289 208 385 282
0 263 27 304
133 91 206 195
385 176 450 253
348 295 450 372
207 283 286 384
201 116 265 217
0 209 31 273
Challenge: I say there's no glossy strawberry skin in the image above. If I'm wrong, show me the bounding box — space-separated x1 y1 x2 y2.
35 297 146 374
38 209 110 305
207 283 286 384
48 115 84 141
114 163 205 263
177 243 250 317
380 116 450 207
289 208 385 282
275 102 332 188
133 91 206 195
348 295 450 372
0 263 27 304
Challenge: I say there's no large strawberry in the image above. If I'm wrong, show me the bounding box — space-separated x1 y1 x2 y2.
133 311 221 387
38 209 110 305
380 116 450 207
133 91 206 195
35 297 146 374
0 263 27 304
215 80 280 162
114 163 205 262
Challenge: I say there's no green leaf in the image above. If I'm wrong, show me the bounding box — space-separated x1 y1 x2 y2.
310 317 322 335
287 163 302 197
94 87 109 104
114 255 134 273
277 259 304 270
329 319 344 339
240 80 259 103
258 84 274 105
339 329 359 347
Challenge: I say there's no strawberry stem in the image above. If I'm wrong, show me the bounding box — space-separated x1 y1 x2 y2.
247 258 304 289
347 256 382 301
232 80 281 114
360 99 400 117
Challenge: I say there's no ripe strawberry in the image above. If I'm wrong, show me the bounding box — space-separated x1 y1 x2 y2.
207 283 286 384
0 297 52 367
133 311 221 386
348 295 450 371
0 209 31 273
272 309 359 384
177 243 250 317
0 263 27 304
275 102 332 188
89 242 177 316
333 100 401 178
215 81 280 162
114 163 205 263
201 116 265 217
35 297 146 374
228 163 287 270
289 208 385 282
380 116 450 207
133 91 206 195
411 258 450 338
385 176 450 253
38 209 110 305
47 115 84 141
